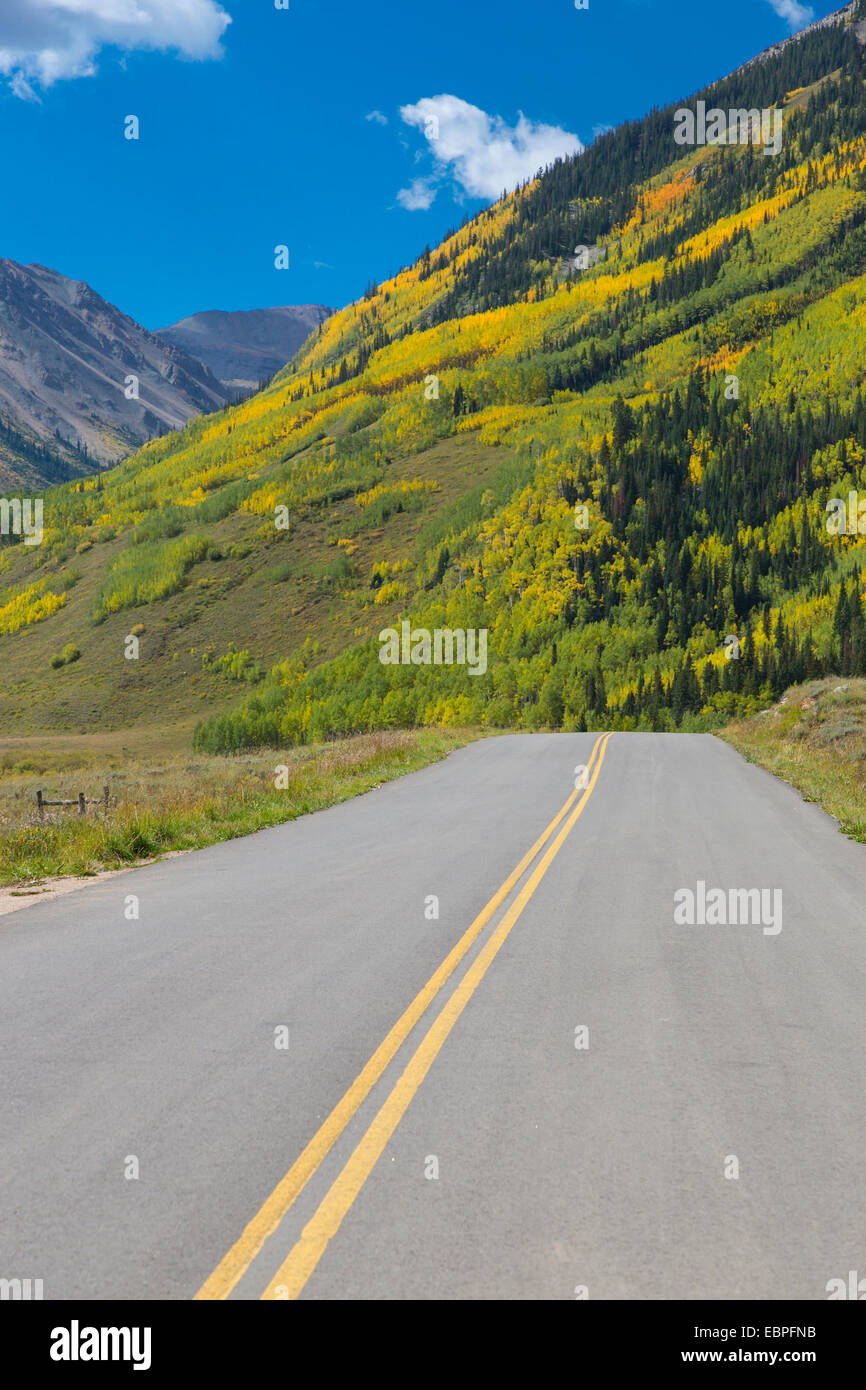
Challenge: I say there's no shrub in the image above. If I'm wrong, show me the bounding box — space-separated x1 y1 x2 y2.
201 643 264 684
51 642 80 668
259 562 291 584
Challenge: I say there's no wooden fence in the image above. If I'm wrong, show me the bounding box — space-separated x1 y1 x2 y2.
36 785 111 821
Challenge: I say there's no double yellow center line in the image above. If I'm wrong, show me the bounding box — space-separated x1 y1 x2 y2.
196 731 612 1301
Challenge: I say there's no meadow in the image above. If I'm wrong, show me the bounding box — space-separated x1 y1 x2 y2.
0 726 473 887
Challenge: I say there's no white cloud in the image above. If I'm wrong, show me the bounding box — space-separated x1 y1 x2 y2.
765 0 813 27
0 0 231 91
365 109 387 125
10 69 40 101
396 177 437 211
397 94 582 209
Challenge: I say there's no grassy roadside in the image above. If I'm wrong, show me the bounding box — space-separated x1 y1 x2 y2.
0 727 479 887
719 677 866 844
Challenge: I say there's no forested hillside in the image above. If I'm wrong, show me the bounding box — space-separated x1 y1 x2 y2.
3 2 866 744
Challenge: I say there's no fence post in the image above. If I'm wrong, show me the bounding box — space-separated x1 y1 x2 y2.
36 789 44 822
78 792 86 818
104 784 110 815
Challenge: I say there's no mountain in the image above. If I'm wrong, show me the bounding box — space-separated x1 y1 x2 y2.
155 305 334 393
731 0 866 76
2 3 866 743
0 260 232 491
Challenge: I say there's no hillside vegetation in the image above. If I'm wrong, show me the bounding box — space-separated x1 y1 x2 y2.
2 3 866 753
722 676 866 841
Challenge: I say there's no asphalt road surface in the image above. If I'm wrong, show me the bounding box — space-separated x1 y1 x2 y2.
1 732 864 1300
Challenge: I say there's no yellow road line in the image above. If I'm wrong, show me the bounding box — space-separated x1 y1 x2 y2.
195 732 607 1300
261 732 613 1300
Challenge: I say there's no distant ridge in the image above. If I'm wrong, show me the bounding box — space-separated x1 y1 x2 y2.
156 305 334 392
0 259 232 489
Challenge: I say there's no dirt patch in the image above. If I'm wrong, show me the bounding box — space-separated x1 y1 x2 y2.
0 852 188 919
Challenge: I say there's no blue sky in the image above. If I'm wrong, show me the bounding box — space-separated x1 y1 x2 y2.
0 0 843 330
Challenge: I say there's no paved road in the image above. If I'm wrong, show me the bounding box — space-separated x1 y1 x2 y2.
1 732 864 1300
